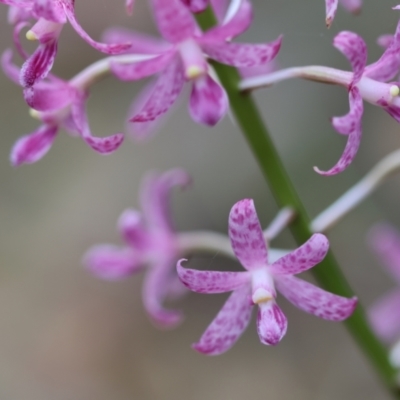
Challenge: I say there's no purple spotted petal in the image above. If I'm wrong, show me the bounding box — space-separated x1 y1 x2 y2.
200 0 252 41
32 0 66 23
368 224 400 284
365 20 400 82
333 31 366 85
189 74 228 126
117 208 148 250
325 0 338 27
177 259 250 293
315 87 363 176
102 28 169 54
83 244 141 280
269 234 329 276
130 56 185 123
111 52 174 81
10 124 58 166
143 258 183 327
71 95 124 154
62 0 131 55
20 39 57 87
149 0 198 43
193 285 253 355
256 300 287 346
181 0 208 13
276 275 357 321
229 199 268 271
368 289 400 343
201 37 282 68
140 168 191 233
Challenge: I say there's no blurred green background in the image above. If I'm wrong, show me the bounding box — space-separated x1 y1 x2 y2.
0 0 398 398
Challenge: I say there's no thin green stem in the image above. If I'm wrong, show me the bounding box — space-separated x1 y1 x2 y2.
197 7 400 396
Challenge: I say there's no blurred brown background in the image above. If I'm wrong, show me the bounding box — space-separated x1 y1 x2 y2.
0 0 398 398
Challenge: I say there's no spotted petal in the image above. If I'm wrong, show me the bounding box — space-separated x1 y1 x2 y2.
275 275 357 321
229 199 268 271
256 300 287 346
32 0 66 23
269 234 329 276
177 259 250 293
193 285 253 355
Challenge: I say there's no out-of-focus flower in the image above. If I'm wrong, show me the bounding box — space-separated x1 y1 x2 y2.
107 0 281 135
84 169 192 328
240 21 400 176
325 0 362 28
2 50 124 165
1 0 131 87
177 199 357 355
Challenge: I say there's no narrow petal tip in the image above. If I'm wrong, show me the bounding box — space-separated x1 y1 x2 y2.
84 133 124 154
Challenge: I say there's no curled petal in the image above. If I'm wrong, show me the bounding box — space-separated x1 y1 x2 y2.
229 199 268 271
140 168 191 232
256 300 287 346
189 74 228 126
10 124 58 166
276 275 357 321
333 31 366 85
71 96 124 154
201 37 282 69
117 208 148 249
315 87 363 176
20 39 57 87
325 0 338 28
149 0 198 43
1 49 20 85
201 0 252 41
177 259 250 293
269 234 329 276
83 244 141 280
62 0 131 54
193 285 253 355
368 224 400 283
143 259 183 327
130 56 185 123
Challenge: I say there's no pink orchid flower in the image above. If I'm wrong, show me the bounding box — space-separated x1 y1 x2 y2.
2 50 124 165
108 0 281 133
84 169 191 328
325 0 362 28
1 0 131 87
177 199 357 355
368 224 400 345
240 19 400 176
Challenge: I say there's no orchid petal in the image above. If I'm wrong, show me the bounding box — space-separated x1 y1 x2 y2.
149 0 198 43
189 74 228 126
13 21 30 60
193 285 253 355
368 224 400 284
20 39 57 87
181 0 208 13
276 275 357 321
143 258 183 327
32 0 66 23
62 0 131 55
177 259 250 293
125 0 134 15
315 87 363 176
256 300 287 346
111 52 174 81
10 124 58 166
117 208 148 249
269 234 329 276
1 49 20 85
325 0 338 28
201 37 282 69
368 289 400 343
201 0 252 41
140 168 191 233
71 95 124 154
229 199 268 271
8 5 32 25
333 31 366 85
83 244 140 280
365 19 400 82
130 56 185 123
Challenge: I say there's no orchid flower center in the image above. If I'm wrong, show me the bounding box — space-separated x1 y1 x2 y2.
251 268 276 304
178 39 207 80
390 85 400 98
26 19 63 42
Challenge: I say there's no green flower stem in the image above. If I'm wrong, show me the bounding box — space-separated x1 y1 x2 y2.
197 7 400 396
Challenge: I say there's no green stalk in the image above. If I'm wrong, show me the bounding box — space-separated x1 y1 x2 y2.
197 7 400 396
